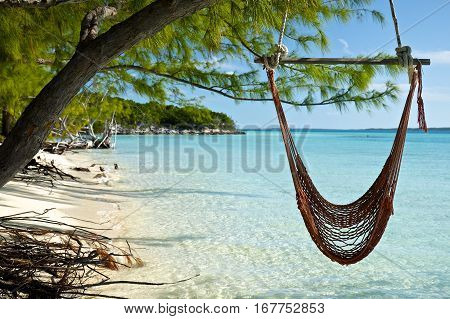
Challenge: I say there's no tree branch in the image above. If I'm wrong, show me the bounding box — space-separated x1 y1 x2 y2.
102 64 393 107
36 58 54 65
79 6 118 44
222 19 263 58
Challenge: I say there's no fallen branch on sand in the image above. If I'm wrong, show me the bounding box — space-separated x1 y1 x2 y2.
14 157 77 187
0 209 198 298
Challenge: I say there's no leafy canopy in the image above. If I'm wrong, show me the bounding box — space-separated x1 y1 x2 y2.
0 0 401 133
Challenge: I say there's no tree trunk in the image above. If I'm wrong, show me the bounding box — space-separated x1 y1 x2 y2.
0 0 217 187
1 106 12 137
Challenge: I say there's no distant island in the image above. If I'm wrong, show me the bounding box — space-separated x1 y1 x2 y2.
34 96 245 152
113 98 244 135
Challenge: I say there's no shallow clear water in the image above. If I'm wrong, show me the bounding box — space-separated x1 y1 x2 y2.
87 130 450 298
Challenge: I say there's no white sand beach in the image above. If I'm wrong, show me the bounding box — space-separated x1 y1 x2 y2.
0 150 160 298
0 151 127 238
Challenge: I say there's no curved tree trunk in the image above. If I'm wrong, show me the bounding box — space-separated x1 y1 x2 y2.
0 0 217 188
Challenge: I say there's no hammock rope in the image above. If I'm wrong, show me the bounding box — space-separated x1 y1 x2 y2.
263 0 428 264
262 0 290 70
387 0 427 131
388 0 403 48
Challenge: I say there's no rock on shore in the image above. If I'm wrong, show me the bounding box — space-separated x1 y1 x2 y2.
114 125 245 135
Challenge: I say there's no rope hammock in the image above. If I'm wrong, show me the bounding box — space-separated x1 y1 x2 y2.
261 0 429 265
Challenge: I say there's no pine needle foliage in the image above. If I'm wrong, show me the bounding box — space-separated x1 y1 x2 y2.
0 0 402 132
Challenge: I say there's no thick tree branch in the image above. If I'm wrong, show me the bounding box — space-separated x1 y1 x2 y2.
79 6 117 44
0 0 87 8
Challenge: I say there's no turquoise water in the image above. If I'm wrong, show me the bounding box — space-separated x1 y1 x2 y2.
88 130 450 298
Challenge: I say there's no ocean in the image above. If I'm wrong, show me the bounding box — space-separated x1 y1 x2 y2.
86 129 450 298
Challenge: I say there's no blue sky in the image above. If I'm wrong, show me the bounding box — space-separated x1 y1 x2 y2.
132 0 450 129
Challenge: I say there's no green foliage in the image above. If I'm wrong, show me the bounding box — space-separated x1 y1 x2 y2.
60 93 236 136
99 0 401 113
0 2 102 122
118 101 236 130
0 0 402 134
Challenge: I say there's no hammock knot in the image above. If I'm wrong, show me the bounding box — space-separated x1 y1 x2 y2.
395 45 412 67
396 45 414 82
276 43 289 57
262 44 289 70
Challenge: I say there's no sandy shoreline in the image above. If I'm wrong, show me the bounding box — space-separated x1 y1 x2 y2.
0 150 178 298
0 151 125 235
0 150 144 291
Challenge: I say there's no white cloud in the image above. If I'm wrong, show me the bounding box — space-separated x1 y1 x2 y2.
338 38 352 55
369 82 410 92
206 56 244 72
422 87 450 102
362 50 450 66
369 82 390 91
372 82 450 102
414 50 450 65
400 84 450 102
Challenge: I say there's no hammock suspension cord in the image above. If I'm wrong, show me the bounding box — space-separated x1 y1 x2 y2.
388 0 427 131
262 0 290 70
263 0 428 264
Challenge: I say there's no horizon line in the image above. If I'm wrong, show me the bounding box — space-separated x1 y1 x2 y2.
239 127 450 131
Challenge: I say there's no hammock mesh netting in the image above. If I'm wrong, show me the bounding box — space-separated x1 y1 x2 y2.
267 65 426 265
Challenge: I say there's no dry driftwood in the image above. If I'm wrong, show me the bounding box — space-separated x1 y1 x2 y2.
15 157 78 187
42 142 70 155
72 167 90 172
0 210 198 299
42 141 94 154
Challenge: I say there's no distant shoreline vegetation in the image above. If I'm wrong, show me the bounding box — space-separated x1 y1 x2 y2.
115 125 245 135
114 98 244 135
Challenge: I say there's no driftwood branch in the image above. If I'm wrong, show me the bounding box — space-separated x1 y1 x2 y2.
0 210 198 299
14 157 78 187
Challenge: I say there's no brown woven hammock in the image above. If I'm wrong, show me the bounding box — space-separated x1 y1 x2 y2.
267 65 427 265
